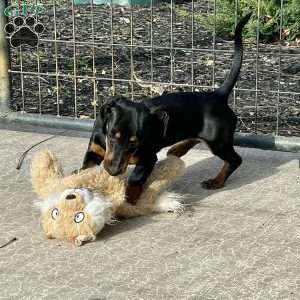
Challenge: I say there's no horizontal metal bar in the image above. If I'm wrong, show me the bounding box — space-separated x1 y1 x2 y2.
1 112 300 153
8 69 300 96
235 132 300 153
4 112 93 131
10 37 300 57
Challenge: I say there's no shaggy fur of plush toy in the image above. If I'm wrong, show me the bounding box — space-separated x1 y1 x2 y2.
31 150 185 246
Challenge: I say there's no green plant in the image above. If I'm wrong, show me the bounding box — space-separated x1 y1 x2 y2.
179 0 300 42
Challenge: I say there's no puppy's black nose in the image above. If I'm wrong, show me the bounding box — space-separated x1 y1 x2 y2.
106 167 123 176
66 194 76 200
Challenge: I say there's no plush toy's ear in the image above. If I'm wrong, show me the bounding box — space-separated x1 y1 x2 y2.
73 188 94 204
31 149 64 199
85 193 113 234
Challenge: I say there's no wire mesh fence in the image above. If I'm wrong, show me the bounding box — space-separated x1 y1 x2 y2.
5 0 300 137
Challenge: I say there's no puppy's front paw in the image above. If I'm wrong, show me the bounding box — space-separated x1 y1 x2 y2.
201 179 224 190
126 185 143 205
71 168 81 175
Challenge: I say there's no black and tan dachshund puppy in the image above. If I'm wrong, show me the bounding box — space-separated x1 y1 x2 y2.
82 13 252 204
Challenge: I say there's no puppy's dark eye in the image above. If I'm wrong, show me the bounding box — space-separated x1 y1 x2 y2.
128 136 138 148
109 130 120 140
129 141 138 150
108 132 117 140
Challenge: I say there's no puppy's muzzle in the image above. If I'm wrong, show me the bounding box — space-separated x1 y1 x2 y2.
103 158 127 176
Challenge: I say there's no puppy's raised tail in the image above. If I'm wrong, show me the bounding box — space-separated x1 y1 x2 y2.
216 12 252 97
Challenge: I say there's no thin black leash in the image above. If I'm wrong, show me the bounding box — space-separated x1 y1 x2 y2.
0 237 17 249
16 131 67 170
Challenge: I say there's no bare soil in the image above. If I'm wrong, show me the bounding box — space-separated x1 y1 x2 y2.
8 0 300 136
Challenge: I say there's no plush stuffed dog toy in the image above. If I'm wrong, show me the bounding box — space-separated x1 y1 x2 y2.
31 150 185 246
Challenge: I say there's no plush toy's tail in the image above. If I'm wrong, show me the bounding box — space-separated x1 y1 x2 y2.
31 149 64 199
152 192 184 214
116 155 185 218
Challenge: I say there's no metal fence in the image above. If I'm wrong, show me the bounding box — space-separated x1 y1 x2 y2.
1 0 300 151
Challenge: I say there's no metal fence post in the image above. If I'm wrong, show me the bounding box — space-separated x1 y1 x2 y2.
0 0 11 116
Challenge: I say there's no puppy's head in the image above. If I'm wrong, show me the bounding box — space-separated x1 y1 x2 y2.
100 97 168 176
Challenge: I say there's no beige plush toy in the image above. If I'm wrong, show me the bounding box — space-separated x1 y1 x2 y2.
31 150 185 246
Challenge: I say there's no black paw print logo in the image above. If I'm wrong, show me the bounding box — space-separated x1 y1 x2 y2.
5 16 45 48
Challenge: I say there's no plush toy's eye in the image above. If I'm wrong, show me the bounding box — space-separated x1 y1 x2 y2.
51 208 59 220
74 212 85 223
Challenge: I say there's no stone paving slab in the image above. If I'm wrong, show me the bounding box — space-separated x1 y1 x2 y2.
0 128 299 300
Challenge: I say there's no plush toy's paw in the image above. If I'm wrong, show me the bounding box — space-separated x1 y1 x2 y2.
31 149 62 175
74 234 96 247
153 192 184 214
31 149 64 199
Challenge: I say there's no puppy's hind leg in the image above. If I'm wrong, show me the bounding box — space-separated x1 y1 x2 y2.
202 141 242 190
167 139 201 157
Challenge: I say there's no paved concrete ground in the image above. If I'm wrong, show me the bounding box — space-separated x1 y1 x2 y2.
0 125 299 300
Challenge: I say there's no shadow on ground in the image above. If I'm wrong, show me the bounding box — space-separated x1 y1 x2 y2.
170 146 296 204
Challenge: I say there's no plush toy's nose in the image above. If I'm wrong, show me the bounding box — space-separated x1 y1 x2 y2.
66 194 76 200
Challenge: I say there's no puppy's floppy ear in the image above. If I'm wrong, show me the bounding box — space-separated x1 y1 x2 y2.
150 107 169 138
